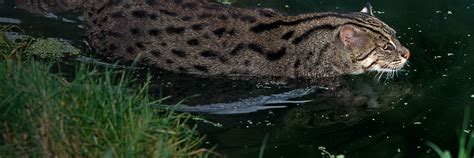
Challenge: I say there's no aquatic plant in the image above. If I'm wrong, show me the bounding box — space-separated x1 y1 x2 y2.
26 38 81 59
426 107 474 158
1 25 80 60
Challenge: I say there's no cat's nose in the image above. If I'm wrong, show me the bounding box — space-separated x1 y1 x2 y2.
401 48 410 59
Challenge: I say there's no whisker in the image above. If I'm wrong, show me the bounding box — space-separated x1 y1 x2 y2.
377 71 384 81
405 61 411 67
387 71 391 81
386 69 394 82
374 71 381 80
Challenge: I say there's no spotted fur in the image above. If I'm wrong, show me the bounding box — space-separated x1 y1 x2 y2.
17 0 410 81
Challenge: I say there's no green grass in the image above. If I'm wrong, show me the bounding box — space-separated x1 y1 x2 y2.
0 26 214 157
258 133 269 158
0 25 29 60
426 107 474 158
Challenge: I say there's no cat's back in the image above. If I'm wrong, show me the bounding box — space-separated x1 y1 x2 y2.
84 0 296 78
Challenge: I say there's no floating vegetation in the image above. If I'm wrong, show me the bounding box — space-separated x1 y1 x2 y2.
26 38 81 59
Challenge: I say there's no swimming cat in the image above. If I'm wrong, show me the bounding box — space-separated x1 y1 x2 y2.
17 0 411 82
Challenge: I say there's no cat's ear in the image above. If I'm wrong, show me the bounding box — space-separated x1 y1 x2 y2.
360 2 374 16
339 25 365 49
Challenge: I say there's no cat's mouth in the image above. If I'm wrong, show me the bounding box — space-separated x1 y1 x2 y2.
362 59 408 80
368 58 408 73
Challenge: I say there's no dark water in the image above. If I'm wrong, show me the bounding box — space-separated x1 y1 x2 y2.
2 0 474 157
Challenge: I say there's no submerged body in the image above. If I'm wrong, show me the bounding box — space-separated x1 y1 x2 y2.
18 0 411 81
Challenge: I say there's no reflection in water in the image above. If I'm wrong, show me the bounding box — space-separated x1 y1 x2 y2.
158 73 411 116
282 76 412 129
191 76 412 157
171 87 316 114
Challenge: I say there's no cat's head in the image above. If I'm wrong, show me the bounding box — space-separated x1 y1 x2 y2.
338 3 410 74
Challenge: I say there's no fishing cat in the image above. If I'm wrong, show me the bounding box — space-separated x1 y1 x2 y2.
18 0 411 82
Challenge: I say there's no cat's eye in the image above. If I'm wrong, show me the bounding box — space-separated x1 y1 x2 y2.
382 43 395 51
